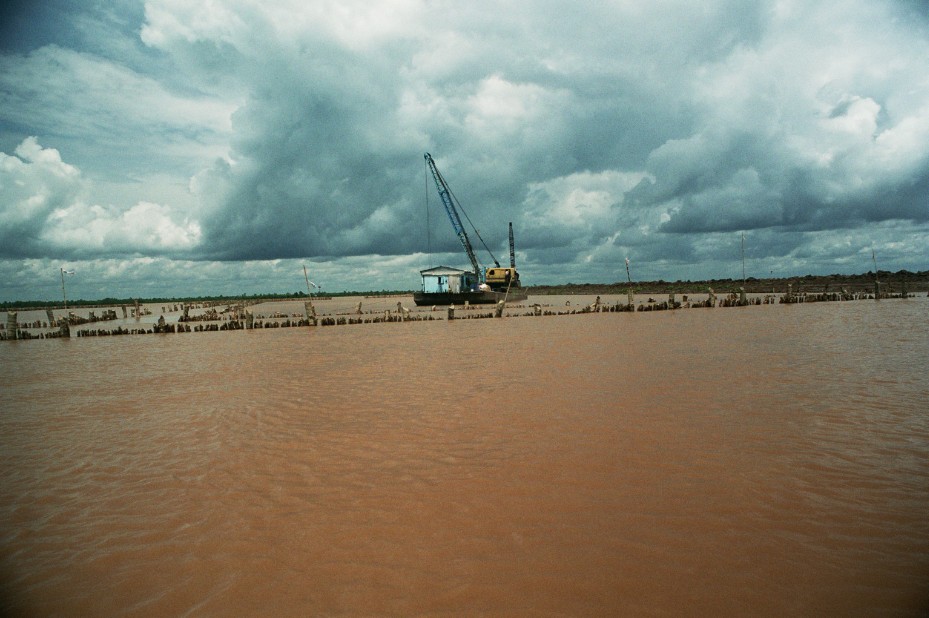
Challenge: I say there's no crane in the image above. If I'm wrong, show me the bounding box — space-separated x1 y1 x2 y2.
424 153 501 281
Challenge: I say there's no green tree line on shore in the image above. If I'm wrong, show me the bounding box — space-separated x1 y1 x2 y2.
531 270 928 296
0 290 411 311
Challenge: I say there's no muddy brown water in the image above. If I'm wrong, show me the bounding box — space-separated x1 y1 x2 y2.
1 297 928 615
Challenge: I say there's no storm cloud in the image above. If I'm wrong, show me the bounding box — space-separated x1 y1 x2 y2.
1 0 928 300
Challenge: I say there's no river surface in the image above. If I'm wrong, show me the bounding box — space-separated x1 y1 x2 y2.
1 296 928 616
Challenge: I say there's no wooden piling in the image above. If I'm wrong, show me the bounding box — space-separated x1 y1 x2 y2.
6 311 18 340
494 300 505 318
304 301 317 326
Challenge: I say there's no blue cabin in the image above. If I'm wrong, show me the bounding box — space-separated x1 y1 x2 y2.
419 266 478 293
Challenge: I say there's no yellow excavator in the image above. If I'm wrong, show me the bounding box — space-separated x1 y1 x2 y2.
484 223 521 292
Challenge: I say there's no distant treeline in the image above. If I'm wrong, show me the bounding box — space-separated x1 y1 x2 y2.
2 270 926 310
0 290 412 311
529 270 929 296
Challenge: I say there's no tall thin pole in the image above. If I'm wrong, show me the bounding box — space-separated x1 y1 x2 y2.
303 265 313 298
508 222 516 269
624 257 634 308
60 268 70 309
741 232 746 286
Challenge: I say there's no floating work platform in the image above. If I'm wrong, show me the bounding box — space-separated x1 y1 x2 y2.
414 266 527 306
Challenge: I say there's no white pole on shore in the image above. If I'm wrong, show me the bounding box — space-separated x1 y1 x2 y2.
625 257 634 308
60 268 74 310
741 232 746 286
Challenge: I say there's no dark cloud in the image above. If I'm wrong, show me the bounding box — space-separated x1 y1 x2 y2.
1 1 928 301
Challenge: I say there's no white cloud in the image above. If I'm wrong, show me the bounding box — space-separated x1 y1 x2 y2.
0 138 201 257
636 0 929 237
45 200 201 253
0 138 82 253
463 75 573 154
521 170 649 249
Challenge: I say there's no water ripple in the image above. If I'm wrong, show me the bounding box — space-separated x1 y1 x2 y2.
2 301 928 615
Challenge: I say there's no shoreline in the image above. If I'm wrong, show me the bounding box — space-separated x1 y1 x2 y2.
2 288 923 341
2 272 926 312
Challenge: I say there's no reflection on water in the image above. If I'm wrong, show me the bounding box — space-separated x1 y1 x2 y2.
1 298 928 615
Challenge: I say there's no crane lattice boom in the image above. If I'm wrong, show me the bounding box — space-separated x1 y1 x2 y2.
424 153 482 279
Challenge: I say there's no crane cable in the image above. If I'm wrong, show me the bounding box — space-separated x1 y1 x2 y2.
422 155 501 268
445 181 500 267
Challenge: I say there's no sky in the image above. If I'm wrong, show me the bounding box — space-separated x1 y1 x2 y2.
1 0 928 301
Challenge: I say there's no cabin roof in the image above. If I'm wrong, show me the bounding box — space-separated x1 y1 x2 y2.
419 266 471 276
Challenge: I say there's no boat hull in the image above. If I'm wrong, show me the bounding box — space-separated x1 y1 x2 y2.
413 289 528 306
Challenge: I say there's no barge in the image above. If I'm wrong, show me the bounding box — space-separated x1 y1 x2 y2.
413 266 528 306
417 153 528 306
